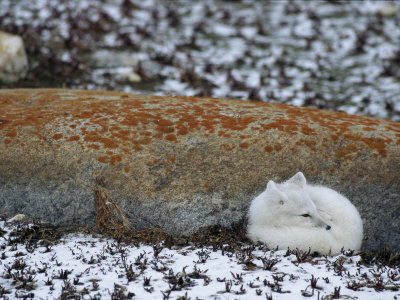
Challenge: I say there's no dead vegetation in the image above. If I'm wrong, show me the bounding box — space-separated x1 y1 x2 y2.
94 185 131 236
93 184 170 244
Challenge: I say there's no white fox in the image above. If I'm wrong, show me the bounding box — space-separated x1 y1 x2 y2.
247 172 363 255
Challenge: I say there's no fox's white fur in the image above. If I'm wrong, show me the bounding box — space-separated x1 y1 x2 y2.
247 172 363 255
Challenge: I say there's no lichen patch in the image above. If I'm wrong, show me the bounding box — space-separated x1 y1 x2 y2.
0 89 398 169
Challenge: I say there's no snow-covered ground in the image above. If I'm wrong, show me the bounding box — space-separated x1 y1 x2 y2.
1 0 400 120
1 220 399 299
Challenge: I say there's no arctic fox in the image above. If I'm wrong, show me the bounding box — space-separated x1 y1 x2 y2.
247 172 363 255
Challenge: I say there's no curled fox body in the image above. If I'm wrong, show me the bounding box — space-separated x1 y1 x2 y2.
247 172 363 255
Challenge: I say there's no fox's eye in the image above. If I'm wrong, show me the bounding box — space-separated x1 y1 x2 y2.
301 214 311 218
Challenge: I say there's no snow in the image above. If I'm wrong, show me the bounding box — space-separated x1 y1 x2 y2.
0 220 399 299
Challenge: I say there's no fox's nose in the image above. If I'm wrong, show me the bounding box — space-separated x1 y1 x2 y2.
326 225 331 230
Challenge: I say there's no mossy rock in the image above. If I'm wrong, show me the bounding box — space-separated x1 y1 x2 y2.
0 89 399 251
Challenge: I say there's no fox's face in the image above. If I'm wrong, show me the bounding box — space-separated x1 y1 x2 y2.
251 172 331 230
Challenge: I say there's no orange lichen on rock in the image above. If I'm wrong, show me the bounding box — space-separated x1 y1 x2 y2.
84 133 118 149
221 116 256 131
53 133 63 140
6 130 16 138
360 137 391 158
335 148 350 159
218 131 231 138
362 127 375 132
260 119 300 135
330 134 339 144
102 137 119 149
301 125 317 135
176 125 189 136
264 145 273 152
88 144 100 150
0 89 398 166
342 134 392 158
221 144 235 151
69 135 80 141
295 139 318 151
155 118 175 134
335 143 359 159
165 134 178 142
121 115 139 126
138 138 151 145
98 156 108 163
110 155 122 166
239 142 249 149
346 144 357 152
140 131 152 136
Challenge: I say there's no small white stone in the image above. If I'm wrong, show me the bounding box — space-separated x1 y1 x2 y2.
8 214 27 222
377 4 399 17
120 71 142 83
0 31 28 83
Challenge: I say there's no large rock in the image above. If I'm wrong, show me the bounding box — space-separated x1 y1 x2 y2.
1 89 399 252
0 32 28 83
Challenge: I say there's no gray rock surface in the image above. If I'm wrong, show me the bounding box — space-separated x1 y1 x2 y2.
0 32 28 83
1 89 399 252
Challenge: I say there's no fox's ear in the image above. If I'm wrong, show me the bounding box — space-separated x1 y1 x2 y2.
286 172 306 187
266 180 277 191
266 181 285 205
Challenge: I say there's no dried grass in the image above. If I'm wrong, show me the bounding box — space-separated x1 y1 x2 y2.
94 185 131 238
93 185 170 244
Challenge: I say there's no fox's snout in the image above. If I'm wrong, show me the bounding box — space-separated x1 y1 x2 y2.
313 215 331 231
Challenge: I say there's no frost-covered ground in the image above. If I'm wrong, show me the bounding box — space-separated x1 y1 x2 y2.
1 0 400 120
1 220 399 299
